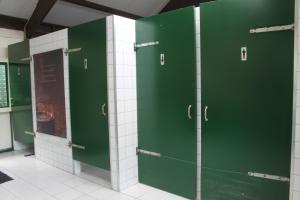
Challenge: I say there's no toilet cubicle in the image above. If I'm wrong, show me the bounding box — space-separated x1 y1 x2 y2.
8 40 34 147
68 19 110 172
135 1 294 199
24 13 138 190
136 7 197 199
200 0 294 199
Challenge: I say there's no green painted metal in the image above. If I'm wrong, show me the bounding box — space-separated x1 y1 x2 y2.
11 107 33 145
136 7 197 199
8 40 33 144
69 19 110 170
9 64 32 107
200 0 294 199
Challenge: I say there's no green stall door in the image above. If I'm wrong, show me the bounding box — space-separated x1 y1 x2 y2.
8 40 34 145
200 0 294 199
136 7 197 199
69 19 110 170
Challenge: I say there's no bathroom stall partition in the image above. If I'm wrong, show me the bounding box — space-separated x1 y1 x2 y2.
201 0 294 199
136 7 197 199
8 40 34 145
68 19 110 170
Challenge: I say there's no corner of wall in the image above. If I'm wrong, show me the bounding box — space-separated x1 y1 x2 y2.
291 0 300 199
107 15 139 191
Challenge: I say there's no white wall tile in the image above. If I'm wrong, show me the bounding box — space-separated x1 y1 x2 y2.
195 7 201 200
107 15 138 192
29 29 74 173
293 1 300 199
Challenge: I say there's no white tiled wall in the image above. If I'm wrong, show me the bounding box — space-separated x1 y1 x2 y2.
291 1 300 199
195 7 201 200
29 29 74 173
107 15 119 191
107 15 138 191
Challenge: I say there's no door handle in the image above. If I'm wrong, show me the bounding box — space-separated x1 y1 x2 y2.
101 103 107 116
188 105 192 119
204 106 208 122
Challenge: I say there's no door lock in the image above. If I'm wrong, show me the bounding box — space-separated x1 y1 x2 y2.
160 54 165 66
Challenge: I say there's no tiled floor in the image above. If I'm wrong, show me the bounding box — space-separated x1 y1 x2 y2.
0 151 188 200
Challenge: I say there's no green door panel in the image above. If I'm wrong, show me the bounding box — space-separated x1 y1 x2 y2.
8 40 33 144
136 7 196 199
139 155 196 199
11 107 33 145
69 19 110 170
9 64 32 106
201 0 294 199
202 168 289 200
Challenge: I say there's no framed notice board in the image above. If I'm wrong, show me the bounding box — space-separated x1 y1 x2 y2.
0 63 9 108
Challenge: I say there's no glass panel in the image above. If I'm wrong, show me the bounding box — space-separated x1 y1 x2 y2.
0 64 8 108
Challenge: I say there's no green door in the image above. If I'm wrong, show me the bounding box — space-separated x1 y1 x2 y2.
136 7 196 199
8 40 34 145
201 0 294 199
69 19 110 170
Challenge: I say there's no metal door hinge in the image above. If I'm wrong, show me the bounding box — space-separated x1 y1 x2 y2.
68 141 85 150
24 131 36 137
64 48 82 55
136 147 161 157
248 172 289 182
134 41 159 51
20 57 32 62
250 24 294 34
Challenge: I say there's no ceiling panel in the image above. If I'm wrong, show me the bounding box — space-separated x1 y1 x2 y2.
0 0 37 19
0 0 170 28
44 1 108 27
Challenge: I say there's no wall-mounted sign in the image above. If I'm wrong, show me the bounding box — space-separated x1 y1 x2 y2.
33 49 66 138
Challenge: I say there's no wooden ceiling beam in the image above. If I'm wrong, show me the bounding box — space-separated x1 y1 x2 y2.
25 0 58 38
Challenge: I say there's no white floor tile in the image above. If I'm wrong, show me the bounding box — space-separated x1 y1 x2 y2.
55 188 84 200
74 181 103 194
89 187 119 199
0 150 188 200
122 184 152 198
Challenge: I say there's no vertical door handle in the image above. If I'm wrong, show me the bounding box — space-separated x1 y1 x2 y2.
101 103 107 116
204 106 208 122
188 105 192 119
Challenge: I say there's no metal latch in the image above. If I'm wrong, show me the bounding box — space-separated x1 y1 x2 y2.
160 54 165 66
134 41 159 51
20 57 32 62
136 147 161 157
248 172 290 182
68 141 85 150
64 48 82 55
250 24 294 34
24 131 36 137
84 58 88 70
